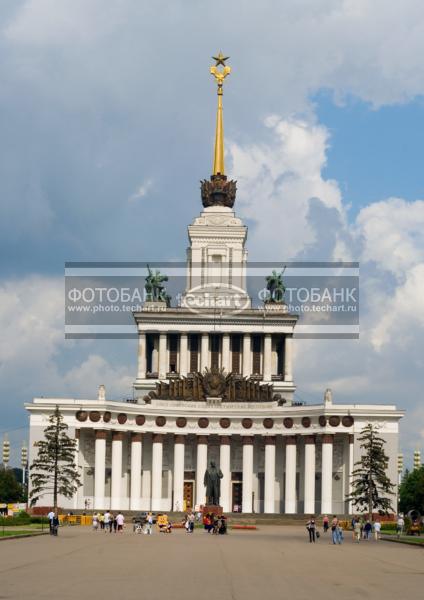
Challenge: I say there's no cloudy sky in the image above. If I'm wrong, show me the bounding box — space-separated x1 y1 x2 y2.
1 0 424 466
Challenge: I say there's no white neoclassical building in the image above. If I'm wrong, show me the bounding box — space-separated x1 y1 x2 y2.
27 57 403 514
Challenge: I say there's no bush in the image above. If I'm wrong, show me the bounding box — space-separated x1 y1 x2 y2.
30 516 49 524
0 511 31 526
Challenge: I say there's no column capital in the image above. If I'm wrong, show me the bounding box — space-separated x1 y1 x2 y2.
242 436 254 445
220 436 231 445
265 436 276 445
112 431 124 441
197 435 208 444
174 434 185 444
348 434 354 444
131 432 142 443
304 435 316 445
285 435 297 446
321 434 334 444
95 430 107 440
153 433 164 443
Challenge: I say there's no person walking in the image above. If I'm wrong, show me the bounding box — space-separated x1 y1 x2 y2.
331 515 339 545
103 511 110 532
396 515 405 538
323 515 329 533
47 509 55 535
354 518 362 542
364 520 372 540
146 512 153 535
188 512 195 533
351 516 357 540
336 522 344 544
306 517 316 543
92 513 99 531
373 520 381 540
116 512 124 533
52 513 60 536
99 513 105 530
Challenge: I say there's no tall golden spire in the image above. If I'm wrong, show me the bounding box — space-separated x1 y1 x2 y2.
210 52 231 176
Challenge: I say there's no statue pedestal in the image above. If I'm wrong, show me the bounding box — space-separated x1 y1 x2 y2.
202 505 223 517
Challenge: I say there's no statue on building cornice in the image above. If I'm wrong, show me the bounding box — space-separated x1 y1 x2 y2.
265 269 286 303
144 265 171 305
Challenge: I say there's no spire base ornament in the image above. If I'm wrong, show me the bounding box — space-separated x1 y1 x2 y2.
200 173 237 209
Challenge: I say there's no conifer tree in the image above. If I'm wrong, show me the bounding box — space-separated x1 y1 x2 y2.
29 406 81 510
348 423 395 517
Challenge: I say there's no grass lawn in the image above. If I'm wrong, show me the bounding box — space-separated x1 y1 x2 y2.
0 529 45 538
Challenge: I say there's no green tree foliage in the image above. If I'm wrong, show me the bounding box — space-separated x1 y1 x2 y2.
347 423 395 516
0 467 24 503
29 406 82 510
399 466 424 514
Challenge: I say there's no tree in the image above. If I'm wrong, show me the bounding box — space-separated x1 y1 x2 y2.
399 466 424 515
348 423 395 517
29 406 82 510
0 467 24 503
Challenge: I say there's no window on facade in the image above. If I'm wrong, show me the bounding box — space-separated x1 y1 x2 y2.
231 334 241 374
210 334 220 369
189 334 199 373
169 334 178 373
252 334 262 375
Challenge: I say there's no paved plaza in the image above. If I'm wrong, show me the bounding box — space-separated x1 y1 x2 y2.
1 526 423 600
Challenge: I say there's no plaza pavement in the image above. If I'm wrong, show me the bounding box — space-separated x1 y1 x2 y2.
0 526 423 600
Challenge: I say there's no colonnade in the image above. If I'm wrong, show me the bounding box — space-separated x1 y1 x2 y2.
91 431 354 514
136 332 293 381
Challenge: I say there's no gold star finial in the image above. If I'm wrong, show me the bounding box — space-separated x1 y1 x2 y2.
212 51 230 67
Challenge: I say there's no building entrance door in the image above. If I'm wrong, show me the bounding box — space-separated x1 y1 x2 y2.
184 481 194 510
232 482 243 512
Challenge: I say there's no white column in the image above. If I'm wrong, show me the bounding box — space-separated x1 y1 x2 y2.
264 437 276 513
152 336 159 373
222 333 230 372
94 430 106 510
141 435 152 510
284 335 293 382
200 333 209 371
348 434 354 514
285 436 297 514
136 333 146 380
321 434 333 514
220 437 231 512
158 333 167 379
111 432 123 510
196 435 208 506
304 435 316 515
242 333 251 377
173 435 185 511
130 433 143 511
263 334 272 381
151 434 164 510
242 437 254 513
179 333 188 376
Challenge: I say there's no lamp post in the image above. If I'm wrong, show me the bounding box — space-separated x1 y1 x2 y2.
2 435 10 468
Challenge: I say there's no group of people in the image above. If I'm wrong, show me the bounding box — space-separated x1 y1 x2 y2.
47 510 60 536
92 511 125 533
203 512 228 534
351 516 382 542
306 515 343 544
306 514 403 544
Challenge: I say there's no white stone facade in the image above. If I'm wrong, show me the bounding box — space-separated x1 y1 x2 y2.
26 176 404 514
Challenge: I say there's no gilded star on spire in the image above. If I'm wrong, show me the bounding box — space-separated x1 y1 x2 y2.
212 52 229 67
